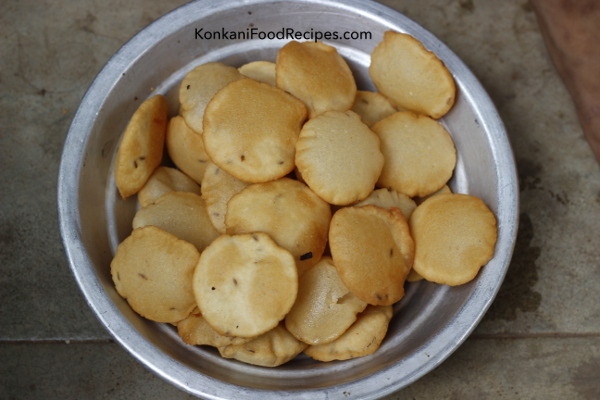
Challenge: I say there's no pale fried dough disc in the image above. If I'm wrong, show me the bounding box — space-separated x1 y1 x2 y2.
225 178 331 276
416 184 452 204
276 41 357 118
373 111 456 198
285 257 367 345
387 207 415 271
200 162 250 233
138 166 200 208
329 206 413 306
177 308 251 348
193 233 298 338
359 205 415 275
218 323 307 367
165 115 211 184
114 95 167 198
356 187 417 220
179 62 243 133
132 191 219 251
295 110 384 205
369 31 456 119
304 305 393 361
409 193 497 286
238 60 276 86
351 90 397 127
110 226 199 323
203 78 307 183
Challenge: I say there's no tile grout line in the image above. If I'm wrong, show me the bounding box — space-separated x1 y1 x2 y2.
2 332 600 344
471 332 600 339
0 339 114 344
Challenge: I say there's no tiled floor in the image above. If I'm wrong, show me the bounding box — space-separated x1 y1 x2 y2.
1 0 599 399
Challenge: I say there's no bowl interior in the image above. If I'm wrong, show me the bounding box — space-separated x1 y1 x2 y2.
59 1 518 399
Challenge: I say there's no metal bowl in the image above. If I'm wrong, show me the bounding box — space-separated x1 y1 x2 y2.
58 0 519 398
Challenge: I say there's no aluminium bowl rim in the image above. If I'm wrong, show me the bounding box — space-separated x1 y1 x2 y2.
57 0 519 399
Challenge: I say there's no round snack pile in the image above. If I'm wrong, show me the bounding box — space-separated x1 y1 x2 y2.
110 31 498 367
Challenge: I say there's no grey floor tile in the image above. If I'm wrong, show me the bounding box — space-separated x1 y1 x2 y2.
0 0 188 341
380 0 600 336
385 335 600 400
1 336 599 400
0 341 197 400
